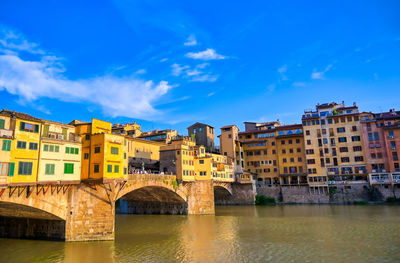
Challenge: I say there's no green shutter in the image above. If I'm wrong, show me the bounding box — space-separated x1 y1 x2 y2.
43 125 49 137
34 124 39 133
65 147 69 154
55 146 59 152
75 148 79 154
62 128 67 140
114 165 119 173
107 165 112 173
8 163 14 176
44 144 49 151
64 163 74 174
20 122 25 131
0 119 5 129
45 164 49 174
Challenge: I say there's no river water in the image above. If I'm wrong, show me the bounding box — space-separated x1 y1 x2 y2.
0 205 399 262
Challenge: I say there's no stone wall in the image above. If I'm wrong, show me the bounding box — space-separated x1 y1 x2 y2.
257 184 400 204
214 183 255 205
118 200 187 215
186 180 215 214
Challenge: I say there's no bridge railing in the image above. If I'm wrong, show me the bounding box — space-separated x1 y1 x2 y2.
125 173 177 182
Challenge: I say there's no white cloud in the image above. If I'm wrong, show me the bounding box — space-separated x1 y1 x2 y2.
190 74 218 82
207 92 215 97
185 48 226 60
160 58 168 62
311 64 332 80
277 64 288 81
171 63 217 82
184 34 197 46
0 30 173 120
135 68 146 74
171 63 189 76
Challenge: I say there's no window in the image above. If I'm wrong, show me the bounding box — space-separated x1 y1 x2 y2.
114 165 119 173
17 141 27 149
64 163 74 174
337 127 345 133
29 142 38 150
19 122 39 133
281 140 285 145
283 158 287 163
84 153 89 159
354 156 364 162
2 140 11 151
44 144 49 151
94 164 100 173
328 119 333 124
111 147 119 155
388 130 394 139
390 141 396 150
307 140 311 145
107 165 112 173
55 146 59 152
305 130 310 136
341 157 350 163
338 137 347 143
353 146 362 151
50 145 55 152
18 162 32 175
352 136 361 142
305 149 314 155
307 159 315 164
85 134 90 140
352 126 357 132
0 119 5 129
95 147 101 153
393 152 399 161
45 164 55 175
199 160 204 164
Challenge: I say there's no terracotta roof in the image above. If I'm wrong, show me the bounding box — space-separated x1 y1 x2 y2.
220 125 237 129
187 122 214 129
0 109 43 123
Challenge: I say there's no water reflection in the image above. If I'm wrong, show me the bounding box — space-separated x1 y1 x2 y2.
0 206 399 263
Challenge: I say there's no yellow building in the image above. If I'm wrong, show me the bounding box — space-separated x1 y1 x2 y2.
0 113 14 186
125 137 164 173
112 122 142 137
38 120 82 183
138 129 178 144
0 110 42 184
194 146 212 180
275 124 308 185
239 122 280 185
302 102 367 191
160 136 195 181
73 119 126 181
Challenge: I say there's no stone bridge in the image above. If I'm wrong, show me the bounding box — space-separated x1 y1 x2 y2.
0 174 254 241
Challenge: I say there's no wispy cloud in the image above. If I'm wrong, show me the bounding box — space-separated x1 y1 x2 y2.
171 63 217 82
171 63 189 76
135 68 146 74
185 48 227 60
184 34 197 46
267 84 276 92
311 64 332 80
0 29 173 120
277 64 288 81
207 92 215 97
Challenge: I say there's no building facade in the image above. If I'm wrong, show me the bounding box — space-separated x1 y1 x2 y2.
187 122 215 153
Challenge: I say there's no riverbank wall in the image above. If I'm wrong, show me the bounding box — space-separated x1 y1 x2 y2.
257 183 400 204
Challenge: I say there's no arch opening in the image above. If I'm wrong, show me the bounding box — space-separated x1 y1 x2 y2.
117 186 188 215
0 202 66 240
214 186 233 206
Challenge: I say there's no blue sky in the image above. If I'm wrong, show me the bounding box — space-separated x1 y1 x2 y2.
0 0 399 138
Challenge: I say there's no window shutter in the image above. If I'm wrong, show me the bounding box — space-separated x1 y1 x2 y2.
8 163 14 176
0 119 5 129
20 122 25 131
34 124 39 133
66 147 69 154
45 164 49 174
75 148 78 154
43 125 49 137
2 140 7 151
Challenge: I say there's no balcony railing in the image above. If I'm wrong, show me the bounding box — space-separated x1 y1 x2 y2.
42 132 81 143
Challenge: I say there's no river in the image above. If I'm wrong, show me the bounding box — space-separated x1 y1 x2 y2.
0 205 399 262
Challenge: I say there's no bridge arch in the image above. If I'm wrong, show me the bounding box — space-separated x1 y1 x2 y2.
117 182 188 215
213 183 233 205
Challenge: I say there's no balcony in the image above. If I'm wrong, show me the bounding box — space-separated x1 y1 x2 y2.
42 132 81 143
0 129 13 138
